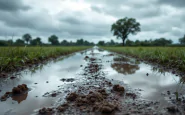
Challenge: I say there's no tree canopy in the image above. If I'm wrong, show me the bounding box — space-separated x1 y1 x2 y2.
15 39 25 46
30 37 42 46
179 35 185 44
111 17 141 46
48 35 59 45
22 33 32 44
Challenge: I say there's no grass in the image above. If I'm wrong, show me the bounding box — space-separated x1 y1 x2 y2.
102 47 185 73
0 46 91 73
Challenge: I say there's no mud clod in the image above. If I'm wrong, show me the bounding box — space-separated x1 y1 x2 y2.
10 76 16 79
12 84 28 94
94 101 118 113
51 93 57 97
57 103 69 112
12 87 22 94
0 73 7 78
100 105 114 113
167 106 179 113
66 92 78 101
1 84 28 102
1 95 7 101
57 107 65 112
60 78 75 82
113 84 125 93
126 93 137 99
84 56 89 59
39 107 53 114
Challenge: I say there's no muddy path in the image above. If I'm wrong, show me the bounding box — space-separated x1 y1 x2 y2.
0 47 185 115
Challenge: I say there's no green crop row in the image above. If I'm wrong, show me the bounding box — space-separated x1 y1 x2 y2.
0 46 90 72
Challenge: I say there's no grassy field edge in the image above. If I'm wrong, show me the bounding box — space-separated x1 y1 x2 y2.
101 47 185 74
0 46 91 74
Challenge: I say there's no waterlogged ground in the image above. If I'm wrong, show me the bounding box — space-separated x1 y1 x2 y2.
0 47 185 115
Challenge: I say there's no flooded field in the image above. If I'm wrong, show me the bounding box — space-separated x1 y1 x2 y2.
0 47 185 115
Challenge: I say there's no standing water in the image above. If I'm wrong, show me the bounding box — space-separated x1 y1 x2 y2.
0 46 184 115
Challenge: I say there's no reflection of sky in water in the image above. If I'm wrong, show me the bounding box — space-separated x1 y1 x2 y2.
0 52 85 115
0 47 184 115
104 55 182 101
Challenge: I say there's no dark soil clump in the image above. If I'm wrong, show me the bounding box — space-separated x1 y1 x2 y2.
167 106 179 113
38 107 54 115
60 78 75 82
1 84 28 102
63 89 119 114
113 84 125 93
66 92 78 101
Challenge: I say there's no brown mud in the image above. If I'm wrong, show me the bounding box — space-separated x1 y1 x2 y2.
35 47 185 115
0 47 185 115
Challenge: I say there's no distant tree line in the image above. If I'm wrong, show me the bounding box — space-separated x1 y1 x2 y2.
179 35 185 45
0 33 185 47
0 33 94 46
97 40 119 46
97 36 185 46
125 38 172 46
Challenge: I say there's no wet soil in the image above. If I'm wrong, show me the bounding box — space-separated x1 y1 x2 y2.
0 47 185 115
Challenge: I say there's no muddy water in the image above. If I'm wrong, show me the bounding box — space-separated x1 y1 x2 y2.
0 47 184 115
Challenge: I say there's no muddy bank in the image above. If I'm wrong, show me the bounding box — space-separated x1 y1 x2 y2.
35 47 185 115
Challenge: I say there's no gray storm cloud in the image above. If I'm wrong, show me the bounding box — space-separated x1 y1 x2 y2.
0 0 184 43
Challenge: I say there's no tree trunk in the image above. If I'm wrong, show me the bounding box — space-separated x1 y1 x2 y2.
122 38 126 46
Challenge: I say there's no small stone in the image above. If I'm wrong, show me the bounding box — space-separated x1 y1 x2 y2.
39 107 47 114
167 91 170 95
1 96 7 101
84 56 89 59
57 107 65 112
51 93 57 97
167 106 179 113
10 76 16 79
172 71 175 74
100 106 113 113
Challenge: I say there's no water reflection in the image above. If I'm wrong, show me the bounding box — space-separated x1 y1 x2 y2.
152 67 166 76
111 63 140 75
11 93 28 104
1 47 185 115
111 56 140 75
0 50 85 115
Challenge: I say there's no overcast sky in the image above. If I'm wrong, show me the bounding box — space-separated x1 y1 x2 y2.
0 0 184 43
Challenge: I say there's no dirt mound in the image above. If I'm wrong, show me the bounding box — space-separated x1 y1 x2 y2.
1 84 28 101
58 88 119 114
38 107 54 115
66 92 79 101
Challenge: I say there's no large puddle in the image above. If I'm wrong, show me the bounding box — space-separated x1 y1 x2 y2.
0 47 185 115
